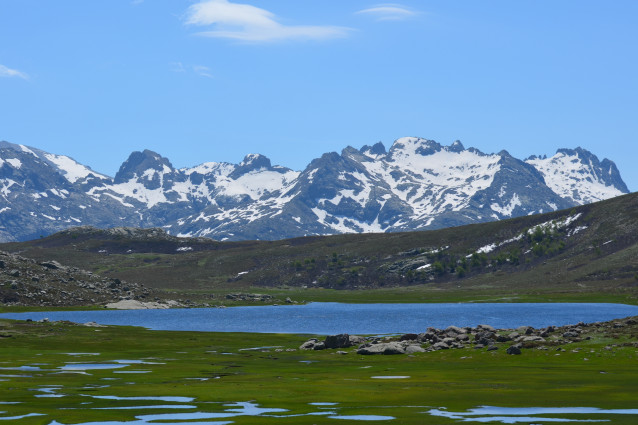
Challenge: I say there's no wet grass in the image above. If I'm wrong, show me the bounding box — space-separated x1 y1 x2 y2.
1 318 638 424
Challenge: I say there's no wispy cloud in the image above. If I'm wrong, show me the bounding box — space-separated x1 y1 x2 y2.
356 4 419 21
193 65 214 79
170 62 214 79
170 62 186 73
0 64 28 80
184 0 351 43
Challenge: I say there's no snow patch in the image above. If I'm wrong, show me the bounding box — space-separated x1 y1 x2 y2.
19 145 38 156
490 194 521 217
44 153 108 184
6 158 22 168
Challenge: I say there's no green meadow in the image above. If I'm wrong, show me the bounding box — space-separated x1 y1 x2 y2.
1 318 638 424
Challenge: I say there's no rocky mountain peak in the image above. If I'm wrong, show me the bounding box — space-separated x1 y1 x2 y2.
388 137 442 160
114 149 174 184
449 140 465 153
360 142 387 157
228 154 273 179
525 146 629 205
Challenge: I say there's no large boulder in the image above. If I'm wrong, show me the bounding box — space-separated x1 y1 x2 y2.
357 342 406 355
299 338 319 350
405 345 426 354
506 345 522 355
324 334 352 349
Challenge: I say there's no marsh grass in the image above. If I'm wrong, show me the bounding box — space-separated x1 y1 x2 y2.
1 318 638 424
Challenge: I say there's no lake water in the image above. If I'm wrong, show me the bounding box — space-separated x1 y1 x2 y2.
1 302 637 334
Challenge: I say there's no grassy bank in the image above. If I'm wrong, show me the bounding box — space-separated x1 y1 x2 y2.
1 318 638 424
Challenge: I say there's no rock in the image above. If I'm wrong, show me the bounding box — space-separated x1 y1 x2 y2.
405 345 426 354
357 342 405 355
40 261 65 270
477 324 495 332
522 336 545 342
419 331 438 343
431 342 450 350
324 334 352 349
300 339 318 350
313 341 326 350
507 345 522 355
400 333 418 341
446 325 466 335
487 345 498 351
563 331 579 338
474 331 496 342
349 335 365 345
380 342 406 355
496 334 511 342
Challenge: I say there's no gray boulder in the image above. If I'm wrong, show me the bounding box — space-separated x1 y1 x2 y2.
324 334 352 349
357 342 405 355
313 341 326 350
507 345 522 355
299 338 318 350
431 341 450 350
405 345 426 354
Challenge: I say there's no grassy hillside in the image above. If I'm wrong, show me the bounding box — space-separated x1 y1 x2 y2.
3 192 638 306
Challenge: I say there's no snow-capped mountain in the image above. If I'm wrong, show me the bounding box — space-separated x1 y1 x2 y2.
525 148 628 205
0 138 629 242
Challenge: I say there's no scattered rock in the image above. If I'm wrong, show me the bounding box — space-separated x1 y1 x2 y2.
506 345 522 355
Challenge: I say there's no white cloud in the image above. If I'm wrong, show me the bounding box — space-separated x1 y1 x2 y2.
0 64 28 80
184 0 350 42
193 65 214 79
356 4 419 21
170 62 213 78
170 62 186 73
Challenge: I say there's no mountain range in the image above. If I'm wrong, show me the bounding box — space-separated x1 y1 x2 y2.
0 137 628 242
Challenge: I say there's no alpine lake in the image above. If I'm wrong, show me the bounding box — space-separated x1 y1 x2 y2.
2 302 638 424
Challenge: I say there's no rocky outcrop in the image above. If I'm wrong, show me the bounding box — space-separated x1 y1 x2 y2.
299 318 638 356
0 251 152 307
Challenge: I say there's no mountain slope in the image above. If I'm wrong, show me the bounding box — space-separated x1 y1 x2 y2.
4 192 638 306
0 138 629 242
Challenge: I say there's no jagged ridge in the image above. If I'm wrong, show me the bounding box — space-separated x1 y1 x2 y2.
0 137 629 242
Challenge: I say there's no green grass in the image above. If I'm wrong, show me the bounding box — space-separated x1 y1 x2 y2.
2 318 638 424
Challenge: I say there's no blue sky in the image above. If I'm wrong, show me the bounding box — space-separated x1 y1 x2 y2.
1 1 637 190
